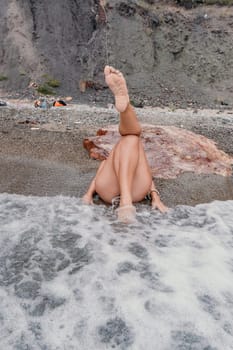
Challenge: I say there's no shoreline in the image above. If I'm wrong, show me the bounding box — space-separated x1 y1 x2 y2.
0 103 232 207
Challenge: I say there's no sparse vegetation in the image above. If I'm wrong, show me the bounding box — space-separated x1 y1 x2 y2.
46 79 60 88
36 74 60 95
41 74 60 88
0 75 8 81
19 70 27 76
37 84 54 95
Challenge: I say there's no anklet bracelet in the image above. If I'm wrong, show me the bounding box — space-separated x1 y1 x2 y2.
150 189 160 196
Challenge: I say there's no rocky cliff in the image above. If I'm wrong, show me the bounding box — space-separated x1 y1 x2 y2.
1 0 233 108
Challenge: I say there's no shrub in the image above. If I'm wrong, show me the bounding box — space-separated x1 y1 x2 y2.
0 75 8 81
46 79 60 88
37 84 54 95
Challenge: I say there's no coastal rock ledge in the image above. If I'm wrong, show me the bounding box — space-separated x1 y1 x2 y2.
83 124 233 179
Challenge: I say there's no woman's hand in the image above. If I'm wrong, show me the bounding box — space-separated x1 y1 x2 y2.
151 199 169 213
149 185 169 213
82 194 93 205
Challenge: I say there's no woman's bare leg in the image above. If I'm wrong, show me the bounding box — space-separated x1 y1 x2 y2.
119 104 141 136
96 66 151 222
104 66 141 136
84 66 166 222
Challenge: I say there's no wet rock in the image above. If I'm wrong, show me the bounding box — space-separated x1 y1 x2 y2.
51 233 81 249
168 206 215 228
43 295 66 310
128 243 148 259
28 302 46 317
68 245 92 274
154 235 169 248
117 261 136 275
39 254 57 281
197 294 221 321
15 281 40 300
98 317 134 348
171 329 217 350
29 322 42 341
57 259 70 272
26 295 66 316
32 272 43 282
223 322 233 335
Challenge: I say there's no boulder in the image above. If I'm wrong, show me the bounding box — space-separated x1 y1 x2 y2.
83 124 233 179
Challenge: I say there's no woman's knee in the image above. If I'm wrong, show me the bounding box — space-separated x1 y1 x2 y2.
119 126 141 137
120 134 140 147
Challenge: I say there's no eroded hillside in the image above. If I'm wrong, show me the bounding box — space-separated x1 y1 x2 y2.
0 0 233 107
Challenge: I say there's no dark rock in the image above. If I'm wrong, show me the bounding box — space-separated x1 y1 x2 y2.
128 243 148 259
51 233 81 249
15 281 40 300
43 295 66 310
171 329 217 350
0 100 7 106
163 12 176 24
98 317 134 347
29 302 46 317
197 294 221 320
117 3 136 18
117 261 136 274
57 259 70 272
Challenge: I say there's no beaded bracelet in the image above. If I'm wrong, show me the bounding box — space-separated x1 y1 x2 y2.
150 189 160 196
145 189 160 201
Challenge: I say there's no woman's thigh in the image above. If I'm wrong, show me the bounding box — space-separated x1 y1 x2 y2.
95 150 120 203
131 141 152 202
95 139 152 203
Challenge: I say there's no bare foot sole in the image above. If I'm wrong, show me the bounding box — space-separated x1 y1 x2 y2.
104 65 130 112
116 205 137 224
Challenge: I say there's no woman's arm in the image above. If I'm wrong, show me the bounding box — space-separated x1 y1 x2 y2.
82 177 96 204
149 181 169 213
82 160 106 204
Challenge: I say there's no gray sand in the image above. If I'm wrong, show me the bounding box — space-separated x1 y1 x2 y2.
0 103 232 207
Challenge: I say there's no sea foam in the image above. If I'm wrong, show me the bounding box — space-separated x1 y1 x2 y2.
0 193 233 349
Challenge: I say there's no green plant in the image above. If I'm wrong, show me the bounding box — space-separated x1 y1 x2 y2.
37 84 54 95
19 70 27 76
0 75 8 81
46 79 60 88
41 74 60 88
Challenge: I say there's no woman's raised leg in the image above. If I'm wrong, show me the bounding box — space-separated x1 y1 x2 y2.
95 66 152 222
104 66 141 136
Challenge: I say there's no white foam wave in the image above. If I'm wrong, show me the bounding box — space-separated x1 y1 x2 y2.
0 193 233 349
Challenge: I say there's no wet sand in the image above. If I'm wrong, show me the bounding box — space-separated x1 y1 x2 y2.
0 103 232 207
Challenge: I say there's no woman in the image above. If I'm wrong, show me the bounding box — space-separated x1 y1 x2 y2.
82 66 168 223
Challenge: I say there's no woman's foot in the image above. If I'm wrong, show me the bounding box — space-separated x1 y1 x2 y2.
104 65 130 112
116 205 136 224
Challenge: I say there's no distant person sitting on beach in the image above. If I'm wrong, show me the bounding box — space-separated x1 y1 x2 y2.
82 66 168 223
53 100 67 107
34 99 48 109
34 99 67 108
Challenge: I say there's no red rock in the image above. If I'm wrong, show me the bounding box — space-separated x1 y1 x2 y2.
83 124 233 179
